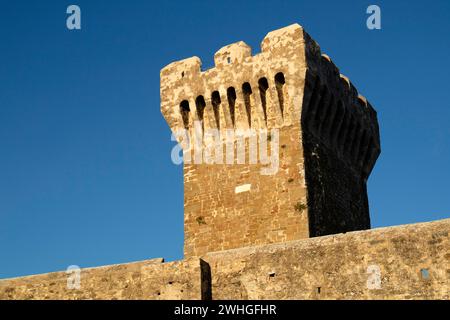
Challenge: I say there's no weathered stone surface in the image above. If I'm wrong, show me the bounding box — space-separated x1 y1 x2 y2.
161 23 381 257
1 220 448 300
203 219 450 300
0 258 205 300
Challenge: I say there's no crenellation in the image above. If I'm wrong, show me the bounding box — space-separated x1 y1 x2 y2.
320 53 340 77
214 41 252 67
304 46 381 164
161 24 380 151
301 57 381 178
161 24 310 142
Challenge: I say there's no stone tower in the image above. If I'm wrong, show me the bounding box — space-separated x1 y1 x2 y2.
160 24 380 257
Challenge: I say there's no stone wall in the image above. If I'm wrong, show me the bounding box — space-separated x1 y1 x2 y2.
203 219 450 300
0 257 206 300
183 124 310 257
1 219 448 300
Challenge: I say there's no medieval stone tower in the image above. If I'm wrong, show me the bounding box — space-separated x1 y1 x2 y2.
2 23 449 301
161 24 381 257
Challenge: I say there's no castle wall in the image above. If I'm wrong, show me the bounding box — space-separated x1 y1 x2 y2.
1 219 448 300
0 258 207 300
183 125 310 256
203 219 450 300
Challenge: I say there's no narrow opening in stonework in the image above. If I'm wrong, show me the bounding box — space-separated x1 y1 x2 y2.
211 91 221 129
330 101 344 146
344 114 356 156
258 77 269 125
336 106 349 152
304 76 321 129
321 94 335 139
227 87 236 127
242 82 253 127
314 86 328 132
195 95 206 123
274 72 286 116
180 100 190 129
316 88 330 135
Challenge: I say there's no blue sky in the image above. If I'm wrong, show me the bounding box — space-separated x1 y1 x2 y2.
0 1 449 279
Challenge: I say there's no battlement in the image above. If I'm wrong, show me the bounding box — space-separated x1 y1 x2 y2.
160 24 380 179
160 24 307 135
160 23 382 257
301 53 381 180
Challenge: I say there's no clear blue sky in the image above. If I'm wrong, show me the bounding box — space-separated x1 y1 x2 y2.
1 1 449 279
